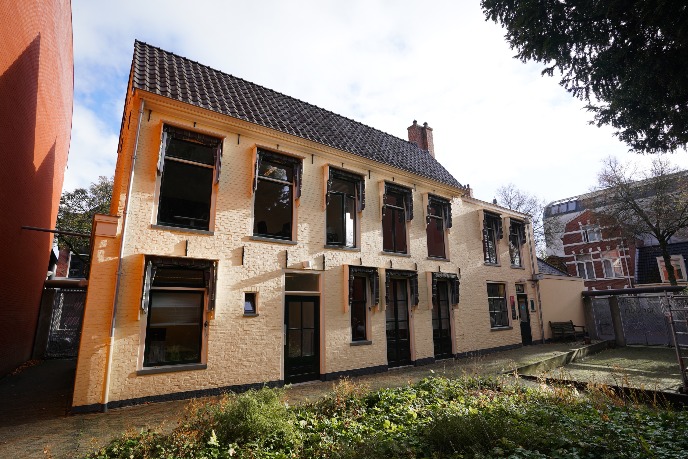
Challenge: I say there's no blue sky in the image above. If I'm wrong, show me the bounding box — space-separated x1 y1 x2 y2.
65 0 688 204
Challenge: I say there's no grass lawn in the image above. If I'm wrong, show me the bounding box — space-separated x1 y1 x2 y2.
84 376 687 459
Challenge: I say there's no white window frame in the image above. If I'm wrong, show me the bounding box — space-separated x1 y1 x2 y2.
575 254 596 280
657 256 687 282
601 249 624 279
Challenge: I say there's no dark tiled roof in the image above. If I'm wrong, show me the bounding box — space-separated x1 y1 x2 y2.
537 258 570 276
636 242 688 284
131 41 463 189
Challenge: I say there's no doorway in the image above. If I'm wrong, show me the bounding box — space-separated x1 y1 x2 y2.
284 295 320 383
516 285 532 345
432 280 453 359
386 278 411 367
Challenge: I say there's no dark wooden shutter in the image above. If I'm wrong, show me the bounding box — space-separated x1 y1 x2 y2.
451 276 460 306
372 269 379 305
253 151 261 193
141 260 153 314
410 275 419 306
295 161 303 199
157 131 169 175
214 143 222 184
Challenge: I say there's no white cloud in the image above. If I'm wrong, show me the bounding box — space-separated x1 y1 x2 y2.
67 0 688 202
63 104 118 191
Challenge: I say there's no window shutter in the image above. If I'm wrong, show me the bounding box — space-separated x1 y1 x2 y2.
405 191 413 221
444 201 453 229
295 161 303 199
518 222 526 245
141 260 153 314
214 143 222 184
348 269 355 311
356 180 365 212
410 275 419 306
207 261 217 311
496 217 503 240
385 270 392 307
253 150 261 193
451 276 460 306
482 227 490 259
157 131 170 175
431 273 438 307
372 269 380 306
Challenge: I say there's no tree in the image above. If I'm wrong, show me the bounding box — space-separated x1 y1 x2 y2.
595 157 688 285
481 0 688 153
494 184 558 257
56 176 113 260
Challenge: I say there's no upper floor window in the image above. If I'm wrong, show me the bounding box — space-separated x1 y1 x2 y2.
326 168 364 248
575 253 596 279
382 183 413 254
157 126 222 231
657 255 687 283
253 149 302 240
602 249 624 278
482 212 502 264
509 220 526 267
582 224 602 243
426 195 452 259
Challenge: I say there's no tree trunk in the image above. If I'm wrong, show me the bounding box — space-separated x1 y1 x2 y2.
658 239 677 286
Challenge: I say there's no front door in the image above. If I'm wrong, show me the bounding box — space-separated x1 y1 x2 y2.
386 279 411 367
518 294 532 345
285 296 319 383
432 281 453 359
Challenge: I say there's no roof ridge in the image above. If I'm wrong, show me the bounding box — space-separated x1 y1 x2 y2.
133 40 429 155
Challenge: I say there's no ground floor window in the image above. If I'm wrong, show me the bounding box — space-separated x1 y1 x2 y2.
351 276 367 341
141 257 216 367
487 282 508 328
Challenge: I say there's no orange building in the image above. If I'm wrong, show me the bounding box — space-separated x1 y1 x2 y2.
0 0 73 375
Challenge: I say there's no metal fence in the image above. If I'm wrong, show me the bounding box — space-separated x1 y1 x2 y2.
45 288 86 358
590 297 616 341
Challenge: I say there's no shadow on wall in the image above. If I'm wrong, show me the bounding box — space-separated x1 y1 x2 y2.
0 33 58 376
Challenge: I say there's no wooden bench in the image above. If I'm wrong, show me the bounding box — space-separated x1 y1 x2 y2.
549 320 586 341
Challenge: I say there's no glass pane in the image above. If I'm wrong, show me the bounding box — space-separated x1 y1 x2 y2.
382 208 395 251
285 273 319 292
302 302 315 329
352 277 366 301
244 293 256 314
254 180 292 239
427 217 445 258
259 159 292 182
166 137 215 165
351 301 366 341
326 194 344 244
396 280 407 301
158 160 213 230
149 292 203 326
288 302 301 329
394 209 407 253
330 177 355 195
345 196 355 247
302 329 314 356
153 267 205 288
288 332 301 357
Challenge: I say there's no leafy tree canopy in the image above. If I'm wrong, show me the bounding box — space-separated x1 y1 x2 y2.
56 176 113 254
482 0 688 153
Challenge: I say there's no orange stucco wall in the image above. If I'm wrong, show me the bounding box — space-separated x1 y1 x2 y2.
0 0 73 375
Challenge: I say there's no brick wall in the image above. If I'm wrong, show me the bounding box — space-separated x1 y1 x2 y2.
0 0 73 376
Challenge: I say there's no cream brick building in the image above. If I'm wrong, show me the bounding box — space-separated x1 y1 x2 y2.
72 41 541 411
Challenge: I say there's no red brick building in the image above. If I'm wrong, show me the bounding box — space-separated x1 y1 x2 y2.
0 0 73 375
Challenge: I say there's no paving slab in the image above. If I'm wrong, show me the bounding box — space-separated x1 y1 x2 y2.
0 342 588 459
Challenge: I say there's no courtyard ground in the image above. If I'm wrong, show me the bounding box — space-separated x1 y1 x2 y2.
0 342 682 459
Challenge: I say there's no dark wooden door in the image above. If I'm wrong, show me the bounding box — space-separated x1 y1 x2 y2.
432 281 453 359
386 279 411 367
518 294 532 345
285 296 319 383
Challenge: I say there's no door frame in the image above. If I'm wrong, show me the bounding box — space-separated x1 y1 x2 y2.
284 294 321 383
386 277 413 367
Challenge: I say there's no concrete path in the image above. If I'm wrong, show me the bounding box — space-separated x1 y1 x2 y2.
0 341 668 459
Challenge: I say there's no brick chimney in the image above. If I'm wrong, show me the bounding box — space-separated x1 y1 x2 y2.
407 120 434 157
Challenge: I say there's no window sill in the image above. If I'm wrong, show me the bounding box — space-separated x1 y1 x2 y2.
490 326 513 331
137 363 207 376
350 340 372 346
243 313 259 317
325 244 360 252
151 224 214 236
250 236 297 245
510 265 525 270
381 251 411 258
484 262 501 267
427 256 450 262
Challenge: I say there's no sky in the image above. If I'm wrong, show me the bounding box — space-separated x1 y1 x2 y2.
65 0 688 206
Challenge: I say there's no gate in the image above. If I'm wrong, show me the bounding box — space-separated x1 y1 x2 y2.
45 288 86 358
589 297 615 340
618 296 672 346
